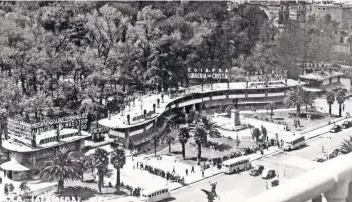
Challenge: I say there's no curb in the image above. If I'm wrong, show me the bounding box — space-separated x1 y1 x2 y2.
171 171 223 192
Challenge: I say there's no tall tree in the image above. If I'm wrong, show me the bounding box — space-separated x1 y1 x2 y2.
326 91 335 116
284 86 314 117
110 148 126 189
194 125 207 164
177 125 190 160
39 147 81 193
92 148 109 194
336 90 346 117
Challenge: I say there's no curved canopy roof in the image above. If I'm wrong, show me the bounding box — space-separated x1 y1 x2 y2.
0 157 30 171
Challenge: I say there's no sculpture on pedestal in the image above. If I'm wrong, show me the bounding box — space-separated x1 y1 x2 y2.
201 181 219 202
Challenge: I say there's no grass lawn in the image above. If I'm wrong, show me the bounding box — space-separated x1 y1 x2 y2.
243 108 340 132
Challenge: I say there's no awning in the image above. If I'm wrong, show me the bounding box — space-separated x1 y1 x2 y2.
0 157 30 171
323 82 346 92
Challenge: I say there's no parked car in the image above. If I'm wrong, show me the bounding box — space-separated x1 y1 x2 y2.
271 179 279 187
341 121 352 129
330 124 342 133
313 154 328 163
250 165 265 176
262 169 276 179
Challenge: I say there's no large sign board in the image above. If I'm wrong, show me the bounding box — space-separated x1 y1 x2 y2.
31 113 88 134
7 113 88 145
245 69 287 82
187 68 229 80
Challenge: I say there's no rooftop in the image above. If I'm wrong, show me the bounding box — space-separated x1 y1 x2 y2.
2 128 91 153
299 71 344 81
99 80 301 129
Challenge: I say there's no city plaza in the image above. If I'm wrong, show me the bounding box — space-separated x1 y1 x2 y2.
2 1 352 202
1 72 352 202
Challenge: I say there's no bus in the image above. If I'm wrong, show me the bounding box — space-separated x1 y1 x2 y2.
283 135 305 151
140 187 171 202
222 156 251 174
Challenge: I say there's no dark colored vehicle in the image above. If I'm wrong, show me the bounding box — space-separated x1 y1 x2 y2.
330 125 342 133
250 165 265 176
262 169 276 179
271 179 279 187
342 121 352 129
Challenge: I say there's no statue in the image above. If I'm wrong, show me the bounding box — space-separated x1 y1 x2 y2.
201 181 219 202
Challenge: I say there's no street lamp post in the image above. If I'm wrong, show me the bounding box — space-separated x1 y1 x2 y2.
211 145 215 175
307 113 311 137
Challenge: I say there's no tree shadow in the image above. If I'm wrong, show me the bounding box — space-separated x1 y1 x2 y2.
172 151 182 155
59 186 98 200
215 143 232 152
186 157 208 162
161 197 176 201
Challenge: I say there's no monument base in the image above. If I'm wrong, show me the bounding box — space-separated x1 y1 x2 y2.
231 109 241 126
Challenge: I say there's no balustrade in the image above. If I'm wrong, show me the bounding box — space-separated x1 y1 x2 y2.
246 153 352 202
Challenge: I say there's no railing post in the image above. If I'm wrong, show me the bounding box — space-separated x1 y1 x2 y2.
325 181 350 202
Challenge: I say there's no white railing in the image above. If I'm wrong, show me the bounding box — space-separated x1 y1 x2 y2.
246 153 352 202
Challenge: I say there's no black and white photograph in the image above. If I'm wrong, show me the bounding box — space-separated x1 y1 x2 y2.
1 0 352 202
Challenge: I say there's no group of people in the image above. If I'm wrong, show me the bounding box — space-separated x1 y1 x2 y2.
134 161 185 184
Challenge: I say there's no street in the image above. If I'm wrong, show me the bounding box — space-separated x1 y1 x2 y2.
170 124 352 202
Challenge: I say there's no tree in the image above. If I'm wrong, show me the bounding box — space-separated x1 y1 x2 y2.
340 136 352 154
92 148 110 194
235 133 240 148
326 91 335 116
39 147 81 193
166 135 175 153
336 90 346 117
261 125 267 143
251 128 261 142
194 125 207 164
76 152 92 182
201 115 221 138
177 125 190 160
19 182 30 196
152 135 160 157
110 148 126 189
284 86 314 117
265 102 276 121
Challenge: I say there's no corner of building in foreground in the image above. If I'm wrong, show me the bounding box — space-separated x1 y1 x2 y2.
245 152 352 202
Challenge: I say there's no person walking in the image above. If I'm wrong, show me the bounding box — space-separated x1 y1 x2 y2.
202 169 205 178
266 182 269 190
191 165 195 173
185 169 188 176
172 166 176 174
136 162 139 169
322 146 325 153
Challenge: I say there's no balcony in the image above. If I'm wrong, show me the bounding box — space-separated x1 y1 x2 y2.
245 153 352 202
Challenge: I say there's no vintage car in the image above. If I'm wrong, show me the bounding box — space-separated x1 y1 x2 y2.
330 124 342 133
262 169 276 179
341 121 352 129
250 165 265 176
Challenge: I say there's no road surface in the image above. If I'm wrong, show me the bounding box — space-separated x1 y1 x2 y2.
170 125 352 202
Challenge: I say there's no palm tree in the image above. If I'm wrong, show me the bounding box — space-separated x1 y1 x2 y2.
39 147 81 193
76 153 92 182
201 115 221 139
152 135 160 157
92 148 110 194
177 125 190 160
261 125 267 143
19 182 30 196
284 86 314 116
194 125 207 164
166 135 175 153
266 102 276 121
340 136 352 154
336 90 346 117
326 91 335 116
110 148 126 189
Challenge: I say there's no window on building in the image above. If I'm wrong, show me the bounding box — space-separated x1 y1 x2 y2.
340 37 344 43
